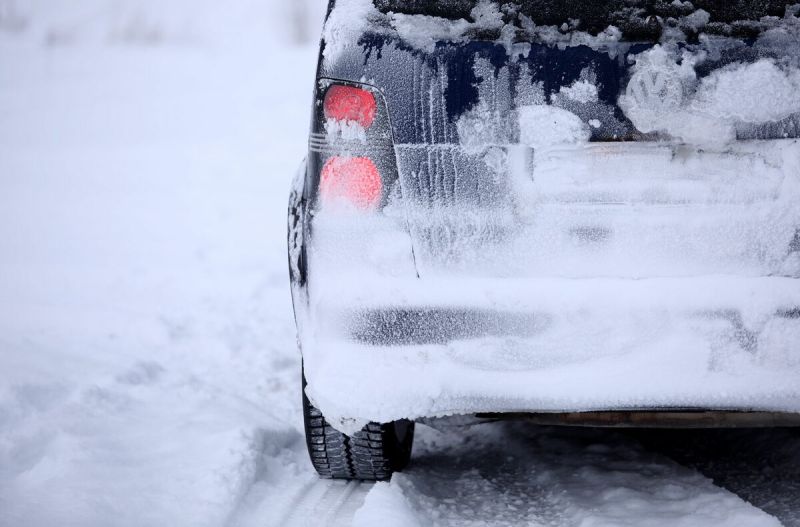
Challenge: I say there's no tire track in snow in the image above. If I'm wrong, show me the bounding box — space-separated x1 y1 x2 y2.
229 475 371 527
383 424 566 526
275 479 371 527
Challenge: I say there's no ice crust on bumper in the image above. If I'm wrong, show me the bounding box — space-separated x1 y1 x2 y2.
301 140 800 433
302 275 800 433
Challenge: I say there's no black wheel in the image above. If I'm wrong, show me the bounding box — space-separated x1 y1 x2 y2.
302 374 414 480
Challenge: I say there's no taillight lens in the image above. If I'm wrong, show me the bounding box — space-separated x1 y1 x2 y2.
320 157 382 210
323 85 377 128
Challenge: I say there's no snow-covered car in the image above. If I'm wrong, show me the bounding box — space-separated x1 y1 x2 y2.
288 0 800 480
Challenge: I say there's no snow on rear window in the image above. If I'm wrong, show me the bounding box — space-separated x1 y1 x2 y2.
322 0 800 144
326 0 800 58
619 46 800 146
373 0 793 39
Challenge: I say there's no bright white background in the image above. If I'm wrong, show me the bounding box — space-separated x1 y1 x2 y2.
0 1 326 525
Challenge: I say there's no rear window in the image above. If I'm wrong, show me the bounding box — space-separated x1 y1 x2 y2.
373 0 792 39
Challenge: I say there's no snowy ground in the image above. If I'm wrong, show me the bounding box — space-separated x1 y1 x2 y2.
0 2 798 526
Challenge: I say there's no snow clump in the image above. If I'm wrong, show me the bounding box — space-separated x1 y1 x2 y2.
518 105 590 149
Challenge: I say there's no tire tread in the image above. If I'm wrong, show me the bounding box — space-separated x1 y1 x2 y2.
302 382 413 481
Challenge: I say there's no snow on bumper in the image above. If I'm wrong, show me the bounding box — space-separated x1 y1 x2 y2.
302 274 800 433
299 140 800 432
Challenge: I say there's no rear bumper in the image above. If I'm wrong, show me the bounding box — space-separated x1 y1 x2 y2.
298 141 800 432
300 275 800 433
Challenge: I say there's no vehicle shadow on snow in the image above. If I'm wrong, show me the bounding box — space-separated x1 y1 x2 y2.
628 427 800 527
392 420 799 526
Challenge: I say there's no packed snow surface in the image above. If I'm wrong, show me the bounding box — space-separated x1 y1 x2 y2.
352 423 788 527
0 1 321 525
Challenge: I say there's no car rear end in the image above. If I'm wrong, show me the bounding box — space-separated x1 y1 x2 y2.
290 0 800 437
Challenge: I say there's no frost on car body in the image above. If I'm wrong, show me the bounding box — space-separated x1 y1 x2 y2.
290 0 800 478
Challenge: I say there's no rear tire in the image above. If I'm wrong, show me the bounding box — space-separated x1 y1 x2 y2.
302 375 414 481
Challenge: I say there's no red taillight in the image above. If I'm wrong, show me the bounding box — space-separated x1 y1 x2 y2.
323 85 377 128
320 157 382 210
